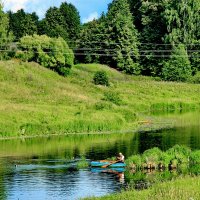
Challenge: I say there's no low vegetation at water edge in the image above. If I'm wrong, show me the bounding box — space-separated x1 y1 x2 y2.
126 145 200 170
83 176 200 200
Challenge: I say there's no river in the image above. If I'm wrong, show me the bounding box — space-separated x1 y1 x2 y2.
0 112 200 199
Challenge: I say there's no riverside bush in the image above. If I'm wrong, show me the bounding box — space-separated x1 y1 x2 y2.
142 147 162 163
126 145 194 169
190 150 200 164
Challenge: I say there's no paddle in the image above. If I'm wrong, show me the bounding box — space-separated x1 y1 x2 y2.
101 160 120 168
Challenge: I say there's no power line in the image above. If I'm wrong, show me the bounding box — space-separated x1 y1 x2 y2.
0 49 200 58
0 40 200 46
0 45 200 53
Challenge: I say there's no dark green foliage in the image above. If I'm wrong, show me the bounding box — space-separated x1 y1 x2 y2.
8 9 38 41
128 0 142 31
16 35 74 76
93 71 109 86
162 44 192 82
138 1 168 76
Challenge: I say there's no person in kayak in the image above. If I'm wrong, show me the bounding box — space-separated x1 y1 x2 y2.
116 152 125 162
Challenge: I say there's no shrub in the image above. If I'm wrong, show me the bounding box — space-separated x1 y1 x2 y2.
16 34 74 76
166 145 191 164
190 150 200 164
93 70 109 86
126 155 142 168
103 91 122 105
94 101 112 110
189 72 200 84
76 157 89 169
142 147 162 163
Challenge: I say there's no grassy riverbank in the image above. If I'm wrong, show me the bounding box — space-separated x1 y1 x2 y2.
1 60 200 137
83 176 200 200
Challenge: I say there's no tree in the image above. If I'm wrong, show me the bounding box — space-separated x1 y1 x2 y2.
42 7 68 41
163 0 200 75
164 0 200 45
8 9 38 40
104 0 140 74
76 15 106 64
0 2 13 59
189 40 200 74
16 35 74 76
162 44 192 82
60 2 81 42
128 0 142 31
128 0 170 76
40 2 81 44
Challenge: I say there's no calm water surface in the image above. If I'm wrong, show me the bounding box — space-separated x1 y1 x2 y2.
0 113 200 200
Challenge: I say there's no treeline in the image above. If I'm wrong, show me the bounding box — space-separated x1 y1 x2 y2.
0 0 200 82
8 2 80 43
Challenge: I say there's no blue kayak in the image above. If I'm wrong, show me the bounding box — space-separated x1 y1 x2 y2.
91 167 125 173
90 161 126 168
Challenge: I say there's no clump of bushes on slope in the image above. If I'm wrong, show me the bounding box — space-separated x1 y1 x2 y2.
16 34 74 76
93 70 109 86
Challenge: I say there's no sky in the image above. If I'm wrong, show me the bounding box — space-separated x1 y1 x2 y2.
2 0 112 23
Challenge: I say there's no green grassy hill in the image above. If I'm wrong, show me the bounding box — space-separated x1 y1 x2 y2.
0 60 200 137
